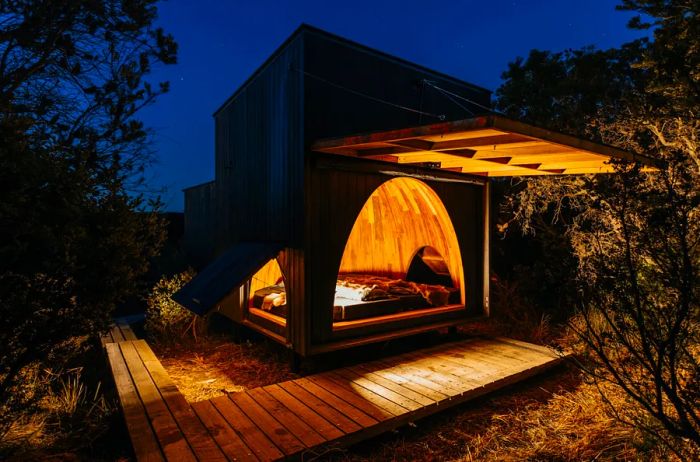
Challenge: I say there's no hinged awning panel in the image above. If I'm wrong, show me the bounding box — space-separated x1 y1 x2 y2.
311 115 656 176
172 242 283 315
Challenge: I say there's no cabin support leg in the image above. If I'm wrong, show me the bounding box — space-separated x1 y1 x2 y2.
289 350 302 373
231 323 244 343
447 325 458 338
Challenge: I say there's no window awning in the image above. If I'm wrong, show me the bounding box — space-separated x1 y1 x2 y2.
311 115 657 176
172 242 283 315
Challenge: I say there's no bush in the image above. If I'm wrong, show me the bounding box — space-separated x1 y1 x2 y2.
145 269 205 342
0 0 176 430
0 351 114 458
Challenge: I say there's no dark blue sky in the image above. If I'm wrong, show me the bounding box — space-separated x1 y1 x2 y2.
140 0 647 211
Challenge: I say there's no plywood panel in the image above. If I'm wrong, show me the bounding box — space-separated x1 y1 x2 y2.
248 258 284 303
338 177 465 302
306 155 484 346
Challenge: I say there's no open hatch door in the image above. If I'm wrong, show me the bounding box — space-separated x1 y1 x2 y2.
172 242 283 315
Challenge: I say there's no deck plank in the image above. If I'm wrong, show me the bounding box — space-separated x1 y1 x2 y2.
370 359 466 397
101 331 115 347
118 321 138 340
229 391 306 455
210 394 284 462
111 325 126 342
309 373 403 420
354 363 451 402
191 400 259 462
105 343 165 462
332 369 424 411
293 377 380 428
348 365 438 406
131 340 227 462
262 384 346 440
277 381 363 434
118 342 197 461
247 387 327 447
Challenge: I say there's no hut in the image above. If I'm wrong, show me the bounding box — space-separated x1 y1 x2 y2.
173 25 652 364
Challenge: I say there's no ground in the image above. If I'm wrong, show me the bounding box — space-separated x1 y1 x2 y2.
149 325 676 462
1 322 680 461
152 335 298 402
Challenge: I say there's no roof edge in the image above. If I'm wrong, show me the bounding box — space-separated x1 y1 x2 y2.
182 179 215 192
213 23 492 117
298 24 492 96
311 114 660 168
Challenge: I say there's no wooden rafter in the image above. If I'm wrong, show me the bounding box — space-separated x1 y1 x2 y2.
311 115 658 177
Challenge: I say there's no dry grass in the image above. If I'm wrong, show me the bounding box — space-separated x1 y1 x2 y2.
327 365 677 462
152 334 299 402
147 328 683 461
0 364 121 461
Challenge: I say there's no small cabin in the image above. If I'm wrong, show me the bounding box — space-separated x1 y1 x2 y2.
173 25 647 362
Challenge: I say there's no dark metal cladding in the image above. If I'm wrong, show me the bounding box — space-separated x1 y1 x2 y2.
179 25 492 356
183 181 216 266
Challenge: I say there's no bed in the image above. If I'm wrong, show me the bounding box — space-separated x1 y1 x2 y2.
250 274 459 322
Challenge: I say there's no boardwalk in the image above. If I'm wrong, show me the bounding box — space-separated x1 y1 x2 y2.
105 335 565 461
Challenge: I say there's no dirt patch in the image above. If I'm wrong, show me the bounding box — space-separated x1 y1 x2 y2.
152 335 298 402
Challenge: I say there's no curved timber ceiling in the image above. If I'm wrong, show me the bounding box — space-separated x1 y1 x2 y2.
338 177 465 303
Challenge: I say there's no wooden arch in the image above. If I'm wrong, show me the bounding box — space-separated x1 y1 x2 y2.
338 177 465 303
249 258 284 304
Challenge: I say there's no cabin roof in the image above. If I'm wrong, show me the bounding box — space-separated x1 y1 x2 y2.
212 24 491 117
312 114 657 176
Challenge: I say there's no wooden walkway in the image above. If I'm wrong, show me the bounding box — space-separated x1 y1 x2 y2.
105 334 565 461
101 320 138 345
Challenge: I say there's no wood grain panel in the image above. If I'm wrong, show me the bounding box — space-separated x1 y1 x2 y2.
338 177 465 303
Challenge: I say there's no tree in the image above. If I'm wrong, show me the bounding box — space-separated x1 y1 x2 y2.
496 0 699 454
0 0 177 433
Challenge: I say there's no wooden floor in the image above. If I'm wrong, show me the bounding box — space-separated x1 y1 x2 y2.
105 334 565 462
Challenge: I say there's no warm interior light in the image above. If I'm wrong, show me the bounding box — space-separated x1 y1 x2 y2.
248 258 286 324
338 177 465 304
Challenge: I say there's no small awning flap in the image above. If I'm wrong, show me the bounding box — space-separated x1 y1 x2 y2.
311 115 658 176
172 242 283 315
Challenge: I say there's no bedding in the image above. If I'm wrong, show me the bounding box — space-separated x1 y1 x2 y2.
251 274 458 322
336 274 455 306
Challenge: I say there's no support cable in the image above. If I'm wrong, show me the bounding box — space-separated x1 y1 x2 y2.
292 67 446 121
422 79 498 115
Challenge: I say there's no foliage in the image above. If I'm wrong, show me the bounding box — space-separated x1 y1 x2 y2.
0 346 116 459
0 0 177 433
145 269 204 342
496 0 699 454
491 180 580 323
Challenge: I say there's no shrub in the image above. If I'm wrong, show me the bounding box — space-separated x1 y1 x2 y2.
145 269 205 342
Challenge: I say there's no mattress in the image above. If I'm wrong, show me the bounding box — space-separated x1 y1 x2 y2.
332 293 429 321
252 274 459 322
333 274 459 322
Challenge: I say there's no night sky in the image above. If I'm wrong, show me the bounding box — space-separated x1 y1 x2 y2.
140 0 648 211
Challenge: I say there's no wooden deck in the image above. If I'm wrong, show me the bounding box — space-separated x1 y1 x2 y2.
105 335 565 461
101 320 138 345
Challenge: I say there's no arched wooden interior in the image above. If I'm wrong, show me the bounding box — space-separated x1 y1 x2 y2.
338 177 465 304
248 258 286 325
406 246 453 287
